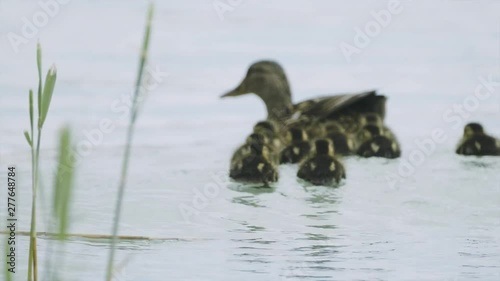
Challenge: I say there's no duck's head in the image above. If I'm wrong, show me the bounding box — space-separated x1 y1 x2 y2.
314 139 334 156
221 60 293 120
464 123 484 138
286 127 308 143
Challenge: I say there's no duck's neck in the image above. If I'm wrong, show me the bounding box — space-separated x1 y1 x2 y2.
259 82 293 122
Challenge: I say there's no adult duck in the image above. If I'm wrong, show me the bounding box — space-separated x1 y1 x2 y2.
221 60 387 124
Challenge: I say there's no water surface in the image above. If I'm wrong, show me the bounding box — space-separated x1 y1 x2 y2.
1 1 500 280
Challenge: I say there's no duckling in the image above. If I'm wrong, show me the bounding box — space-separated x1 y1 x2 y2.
280 128 312 164
253 120 277 139
230 135 279 184
231 133 278 165
362 112 383 127
359 112 397 140
297 139 346 186
287 115 326 139
253 120 283 150
326 132 355 156
323 120 346 134
356 124 381 146
356 125 401 159
336 113 363 134
456 123 500 156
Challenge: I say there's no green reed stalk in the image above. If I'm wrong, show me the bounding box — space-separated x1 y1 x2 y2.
105 3 154 281
25 43 57 281
44 126 76 281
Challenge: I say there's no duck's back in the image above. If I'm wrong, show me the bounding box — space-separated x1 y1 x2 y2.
292 90 386 122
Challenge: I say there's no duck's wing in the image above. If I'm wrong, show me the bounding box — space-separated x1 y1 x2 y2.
291 90 386 121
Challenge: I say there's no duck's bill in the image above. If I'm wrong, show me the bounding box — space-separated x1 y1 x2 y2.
221 85 245 98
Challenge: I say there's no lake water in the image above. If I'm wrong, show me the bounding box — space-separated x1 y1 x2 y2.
1 0 500 280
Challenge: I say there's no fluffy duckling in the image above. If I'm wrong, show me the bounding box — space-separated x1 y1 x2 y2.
362 112 383 127
359 112 397 141
232 133 279 164
230 134 279 184
326 132 355 156
280 128 311 164
323 120 346 134
297 139 346 186
356 124 380 146
336 113 363 134
356 125 401 159
287 115 326 139
253 120 283 151
456 123 500 156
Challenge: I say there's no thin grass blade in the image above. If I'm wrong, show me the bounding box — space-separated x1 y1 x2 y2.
39 65 57 128
105 3 155 280
36 43 42 120
24 131 32 146
131 2 154 123
29 89 34 132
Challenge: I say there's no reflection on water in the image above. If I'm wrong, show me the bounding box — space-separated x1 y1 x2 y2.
232 195 266 208
1 0 500 280
460 158 499 169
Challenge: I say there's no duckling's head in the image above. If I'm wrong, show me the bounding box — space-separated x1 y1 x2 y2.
246 133 269 146
246 133 271 158
324 121 345 134
221 61 293 120
328 132 354 155
288 116 326 138
464 123 484 138
287 128 308 143
361 124 382 140
253 120 277 138
314 139 334 156
362 113 383 126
